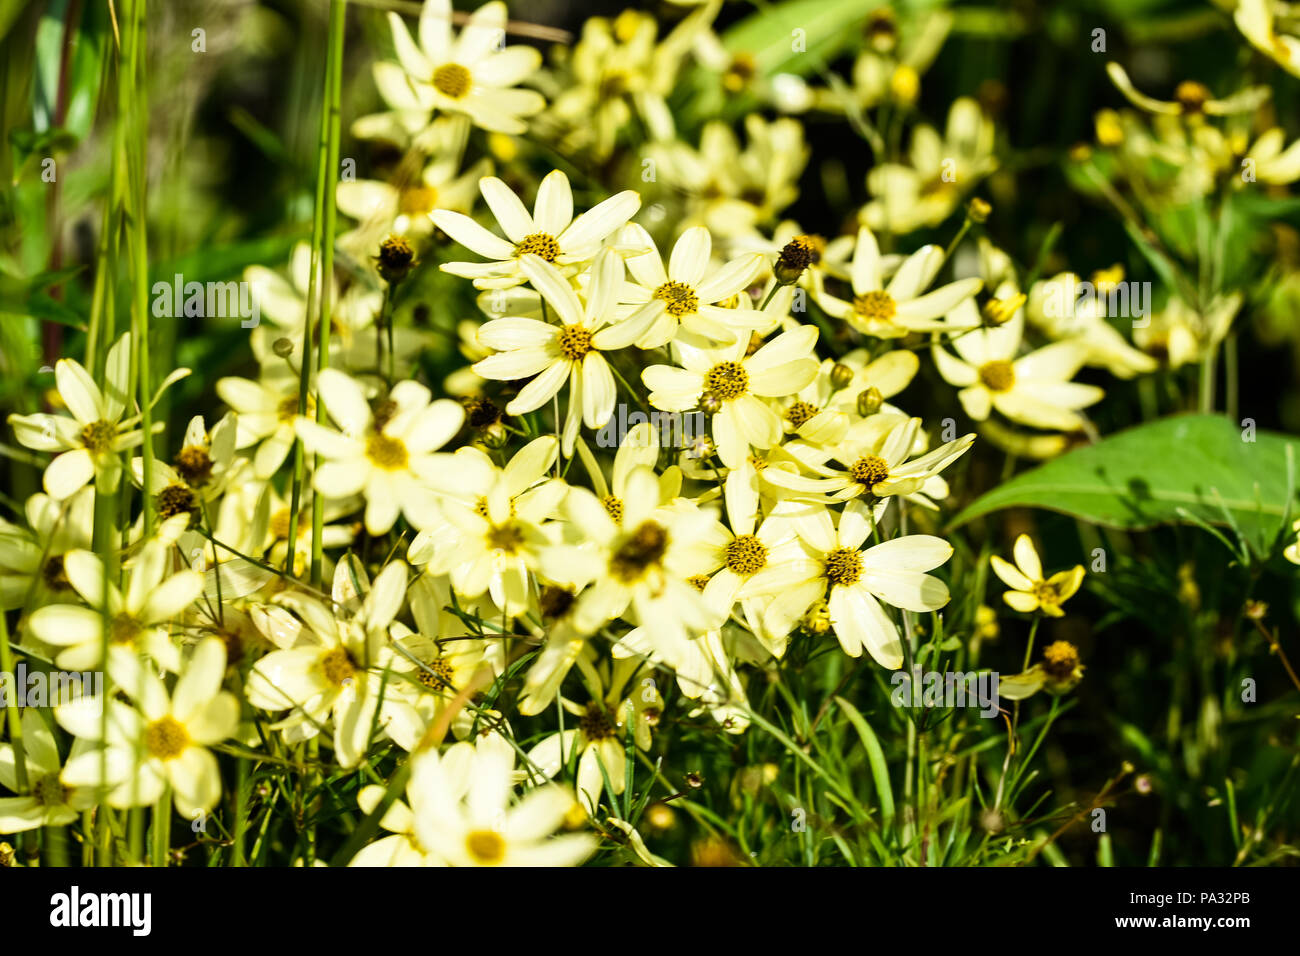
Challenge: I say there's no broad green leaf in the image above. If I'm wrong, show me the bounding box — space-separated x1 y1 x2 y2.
949 414 1298 554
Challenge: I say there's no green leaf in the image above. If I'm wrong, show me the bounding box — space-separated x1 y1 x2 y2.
833 695 895 833
949 414 1298 554
722 0 879 75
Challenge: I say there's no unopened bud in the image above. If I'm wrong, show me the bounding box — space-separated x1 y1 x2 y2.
699 391 722 415
774 234 823 285
857 386 883 416
272 337 295 358
479 422 509 450
376 234 416 284
829 363 855 391
967 198 992 224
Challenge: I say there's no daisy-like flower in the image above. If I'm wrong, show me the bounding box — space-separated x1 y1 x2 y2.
0 488 93 611
246 243 387 374
1236 0 1300 79
647 115 810 239
378 575 498 751
774 415 974 505
775 349 919 448
756 499 953 668
408 733 596 866
433 170 640 290
217 374 316 478
1026 270 1157 380
619 224 766 347
1105 63 1269 118
0 710 96 832
337 117 488 251
541 6 710 159
685 470 805 652
1133 293 1242 370
527 653 658 813
56 638 239 817
472 250 663 454
295 371 464 535
130 413 240 530
8 334 180 499
541 465 718 663
387 0 546 135
999 640 1086 700
821 227 982 338
932 306 1103 431
407 436 566 614
990 534 1084 618
642 325 820 468
246 562 408 767
860 97 996 233
349 782 441 867
27 538 201 673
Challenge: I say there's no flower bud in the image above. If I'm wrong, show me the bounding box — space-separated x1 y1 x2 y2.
857 386 883 416
829 363 855 391
967 197 992 224
376 234 415 284
774 235 822 285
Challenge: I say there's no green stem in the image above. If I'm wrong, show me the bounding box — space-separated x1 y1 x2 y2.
311 0 347 590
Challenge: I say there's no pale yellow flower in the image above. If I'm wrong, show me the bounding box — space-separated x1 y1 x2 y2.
990 534 1084 617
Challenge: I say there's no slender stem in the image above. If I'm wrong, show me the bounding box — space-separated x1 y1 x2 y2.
311 0 347 589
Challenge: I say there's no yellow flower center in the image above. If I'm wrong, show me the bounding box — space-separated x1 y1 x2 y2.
416 658 455 692
514 233 560 261
42 555 71 591
399 185 439 217
111 614 142 646
277 394 314 424
1174 80 1210 114
557 324 594 361
853 290 896 323
579 703 617 741
824 547 863 587
365 433 409 470
725 534 768 576
321 646 357 687
145 716 189 760
687 574 710 591
785 401 818 428
157 483 199 522
1032 580 1068 613
610 521 669 583
432 63 472 99
269 507 295 540
32 772 68 807
653 281 699 317
703 362 749 401
486 522 525 554
601 494 624 524
466 830 506 865
1041 638 1078 673
978 360 1015 392
850 454 890 490
79 419 117 454
174 445 215 487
